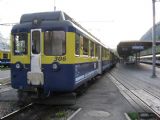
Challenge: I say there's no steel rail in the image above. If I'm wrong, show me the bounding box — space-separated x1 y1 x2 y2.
109 73 160 118
0 103 34 120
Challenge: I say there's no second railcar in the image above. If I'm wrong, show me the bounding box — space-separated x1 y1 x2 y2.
0 50 10 67
140 54 160 65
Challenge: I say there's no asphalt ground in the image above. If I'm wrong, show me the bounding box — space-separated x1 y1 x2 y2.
73 68 135 120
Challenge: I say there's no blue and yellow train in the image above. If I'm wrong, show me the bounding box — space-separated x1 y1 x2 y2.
0 50 10 67
10 11 117 97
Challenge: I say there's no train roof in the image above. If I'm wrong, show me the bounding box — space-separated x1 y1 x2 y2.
20 11 64 23
12 11 108 48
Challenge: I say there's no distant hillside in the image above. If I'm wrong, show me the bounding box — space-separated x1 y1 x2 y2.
140 22 160 41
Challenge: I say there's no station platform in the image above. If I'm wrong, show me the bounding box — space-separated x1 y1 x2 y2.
110 63 160 117
74 63 160 120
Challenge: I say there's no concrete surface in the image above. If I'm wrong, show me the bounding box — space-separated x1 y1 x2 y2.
73 71 135 120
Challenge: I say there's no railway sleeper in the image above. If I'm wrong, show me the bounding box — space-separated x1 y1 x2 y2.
17 89 77 105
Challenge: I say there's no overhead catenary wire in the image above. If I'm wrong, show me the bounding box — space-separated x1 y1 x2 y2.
0 23 17 26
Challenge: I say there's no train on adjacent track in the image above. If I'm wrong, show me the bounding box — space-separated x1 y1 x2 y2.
0 50 10 67
10 11 118 98
139 45 160 65
140 54 160 65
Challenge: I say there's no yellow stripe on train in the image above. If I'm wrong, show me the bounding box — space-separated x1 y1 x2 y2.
11 32 111 64
42 32 98 64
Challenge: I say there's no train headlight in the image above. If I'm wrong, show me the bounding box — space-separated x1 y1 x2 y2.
16 63 21 69
52 62 60 71
53 63 58 69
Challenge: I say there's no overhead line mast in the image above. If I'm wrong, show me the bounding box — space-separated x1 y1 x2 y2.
151 0 160 78
54 0 56 11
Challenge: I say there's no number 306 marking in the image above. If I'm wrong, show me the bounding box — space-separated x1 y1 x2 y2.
54 56 66 62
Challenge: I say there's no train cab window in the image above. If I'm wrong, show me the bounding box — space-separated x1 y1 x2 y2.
13 33 28 55
3 53 8 59
75 34 80 55
90 41 94 57
83 37 89 55
44 31 65 56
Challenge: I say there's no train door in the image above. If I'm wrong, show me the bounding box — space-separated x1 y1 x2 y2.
27 29 44 85
98 45 102 74
31 29 41 72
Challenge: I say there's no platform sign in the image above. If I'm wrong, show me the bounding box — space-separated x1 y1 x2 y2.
132 46 144 50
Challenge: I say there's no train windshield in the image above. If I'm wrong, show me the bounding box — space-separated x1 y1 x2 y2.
13 33 28 55
44 31 66 56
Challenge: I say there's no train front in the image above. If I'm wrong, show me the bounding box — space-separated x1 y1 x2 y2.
10 11 75 96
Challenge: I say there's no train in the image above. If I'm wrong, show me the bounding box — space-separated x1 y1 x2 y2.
139 54 160 65
0 50 10 67
10 11 118 98
138 45 160 65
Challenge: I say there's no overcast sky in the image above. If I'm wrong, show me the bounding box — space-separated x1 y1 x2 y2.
0 0 160 48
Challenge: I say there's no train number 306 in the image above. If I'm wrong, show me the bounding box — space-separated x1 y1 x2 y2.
54 56 66 62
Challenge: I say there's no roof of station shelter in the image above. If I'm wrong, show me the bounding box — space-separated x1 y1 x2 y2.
117 40 160 58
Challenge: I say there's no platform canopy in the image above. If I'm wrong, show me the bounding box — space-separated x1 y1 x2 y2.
117 40 160 58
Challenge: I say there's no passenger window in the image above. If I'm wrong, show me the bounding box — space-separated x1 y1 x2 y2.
75 34 80 55
102 48 105 58
95 44 100 58
3 53 8 59
105 50 107 58
83 37 89 55
44 31 66 56
90 41 94 57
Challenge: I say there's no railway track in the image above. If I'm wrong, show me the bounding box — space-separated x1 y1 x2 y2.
0 76 82 120
112 68 160 98
0 86 12 93
108 71 160 118
0 77 10 86
0 101 81 120
0 103 34 120
0 77 12 94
